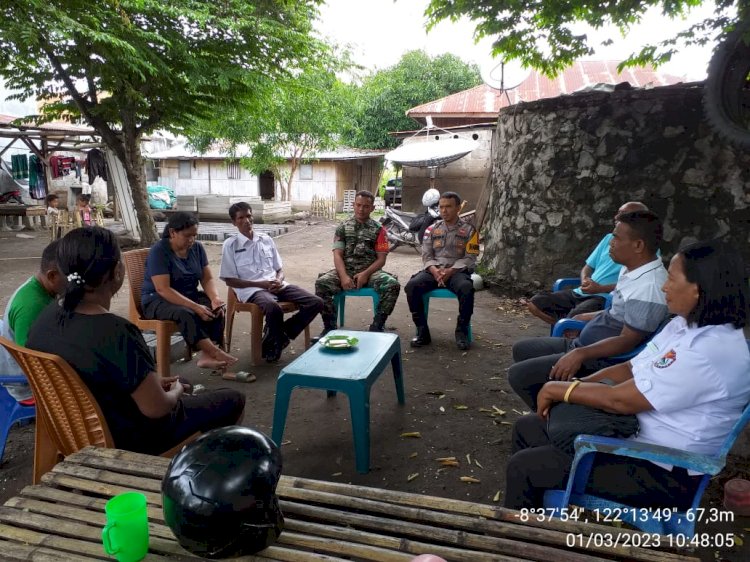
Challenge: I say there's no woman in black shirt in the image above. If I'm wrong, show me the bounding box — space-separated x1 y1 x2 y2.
27 226 245 455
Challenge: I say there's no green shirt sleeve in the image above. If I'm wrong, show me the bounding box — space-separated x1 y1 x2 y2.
7 279 53 347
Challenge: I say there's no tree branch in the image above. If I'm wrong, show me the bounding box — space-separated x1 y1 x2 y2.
38 36 123 157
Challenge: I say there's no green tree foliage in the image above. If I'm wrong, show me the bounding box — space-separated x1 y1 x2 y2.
0 0 324 244
425 0 744 76
190 69 353 201
345 50 482 149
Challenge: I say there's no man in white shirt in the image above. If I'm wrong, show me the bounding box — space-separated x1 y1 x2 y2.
509 210 669 410
220 202 323 362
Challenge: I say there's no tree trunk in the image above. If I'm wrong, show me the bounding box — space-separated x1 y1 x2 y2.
286 176 295 202
122 132 158 246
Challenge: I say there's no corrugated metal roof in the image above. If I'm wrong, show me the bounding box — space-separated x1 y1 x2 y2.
407 61 685 118
0 113 96 135
148 143 387 161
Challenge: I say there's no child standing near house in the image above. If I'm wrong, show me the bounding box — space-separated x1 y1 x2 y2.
76 193 93 226
45 193 59 217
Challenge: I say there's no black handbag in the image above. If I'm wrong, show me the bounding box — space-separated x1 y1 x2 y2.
547 380 639 456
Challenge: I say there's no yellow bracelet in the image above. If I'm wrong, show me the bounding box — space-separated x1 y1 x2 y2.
563 379 582 403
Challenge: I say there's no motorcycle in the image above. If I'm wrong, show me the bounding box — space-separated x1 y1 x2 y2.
380 203 440 252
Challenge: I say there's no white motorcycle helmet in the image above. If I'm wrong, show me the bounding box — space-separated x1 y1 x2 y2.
422 188 440 208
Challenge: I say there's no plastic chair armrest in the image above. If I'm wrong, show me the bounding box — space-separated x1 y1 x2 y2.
553 278 580 292
0 375 28 384
573 435 723 475
551 319 586 337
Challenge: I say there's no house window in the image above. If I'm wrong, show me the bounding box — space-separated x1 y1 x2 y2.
145 160 160 182
299 163 313 180
227 160 241 180
178 160 192 179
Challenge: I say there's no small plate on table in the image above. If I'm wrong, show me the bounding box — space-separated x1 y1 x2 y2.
319 335 359 352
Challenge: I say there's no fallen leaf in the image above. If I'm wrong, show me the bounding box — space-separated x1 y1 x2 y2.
409 452 418 459
331 472 342 476
282 440 292 445
492 406 506 416
499 421 513 426
453 405 469 410
478 408 494 413
512 409 524 416
435 456 458 462
407 472 420 482
466 453 472 465
438 459 459 467
460 476 481 483
475 459 483 469
400 432 422 438
492 491 501 502
734 536 744 546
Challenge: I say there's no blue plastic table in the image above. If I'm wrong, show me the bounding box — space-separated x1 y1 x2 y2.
271 330 404 473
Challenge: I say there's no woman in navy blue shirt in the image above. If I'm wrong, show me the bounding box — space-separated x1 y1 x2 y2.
142 213 237 370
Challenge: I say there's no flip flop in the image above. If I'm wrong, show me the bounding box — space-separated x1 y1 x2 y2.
221 371 256 383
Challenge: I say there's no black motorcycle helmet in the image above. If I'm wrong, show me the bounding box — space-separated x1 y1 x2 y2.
161 426 284 558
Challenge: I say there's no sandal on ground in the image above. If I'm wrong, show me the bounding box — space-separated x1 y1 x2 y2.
220 371 256 383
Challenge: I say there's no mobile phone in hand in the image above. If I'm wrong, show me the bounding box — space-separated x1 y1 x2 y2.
211 304 226 314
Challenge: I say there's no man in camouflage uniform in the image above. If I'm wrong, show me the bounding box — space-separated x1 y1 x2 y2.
315 190 401 336
405 191 479 350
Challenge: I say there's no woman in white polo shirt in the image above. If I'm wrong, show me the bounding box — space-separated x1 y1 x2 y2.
505 239 750 509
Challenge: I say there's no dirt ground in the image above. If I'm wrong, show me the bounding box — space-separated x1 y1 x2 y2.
0 220 747 561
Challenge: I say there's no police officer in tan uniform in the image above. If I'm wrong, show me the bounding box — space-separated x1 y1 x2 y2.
405 191 479 350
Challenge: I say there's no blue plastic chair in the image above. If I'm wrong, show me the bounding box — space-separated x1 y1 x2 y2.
544 394 750 537
0 375 35 462
422 288 472 342
550 278 612 335
333 288 380 327
552 316 666 362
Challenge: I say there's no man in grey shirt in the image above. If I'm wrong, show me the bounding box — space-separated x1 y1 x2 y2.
508 210 668 410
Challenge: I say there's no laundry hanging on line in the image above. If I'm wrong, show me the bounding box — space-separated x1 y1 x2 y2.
85 149 108 184
11 154 28 180
28 155 48 200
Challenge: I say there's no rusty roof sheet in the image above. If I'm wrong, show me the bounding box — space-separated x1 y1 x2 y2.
0 113 96 135
407 61 685 117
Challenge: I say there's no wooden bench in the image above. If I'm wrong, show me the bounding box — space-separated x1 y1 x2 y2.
0 446 699 561
0 205 47 231
0 205 46 217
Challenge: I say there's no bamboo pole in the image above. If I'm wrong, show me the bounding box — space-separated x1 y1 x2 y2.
276 487 696 562
277 531 414 561
280 499 609 562
284 519 530 562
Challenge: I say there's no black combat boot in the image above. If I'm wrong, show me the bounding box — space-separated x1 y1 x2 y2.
311 314 337 344
455 317 471 351
410 313 431 347
368 312 388 332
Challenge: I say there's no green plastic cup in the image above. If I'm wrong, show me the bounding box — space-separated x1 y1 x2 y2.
102 492 149 562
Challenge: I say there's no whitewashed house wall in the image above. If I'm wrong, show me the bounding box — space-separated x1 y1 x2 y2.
156 159 259 197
